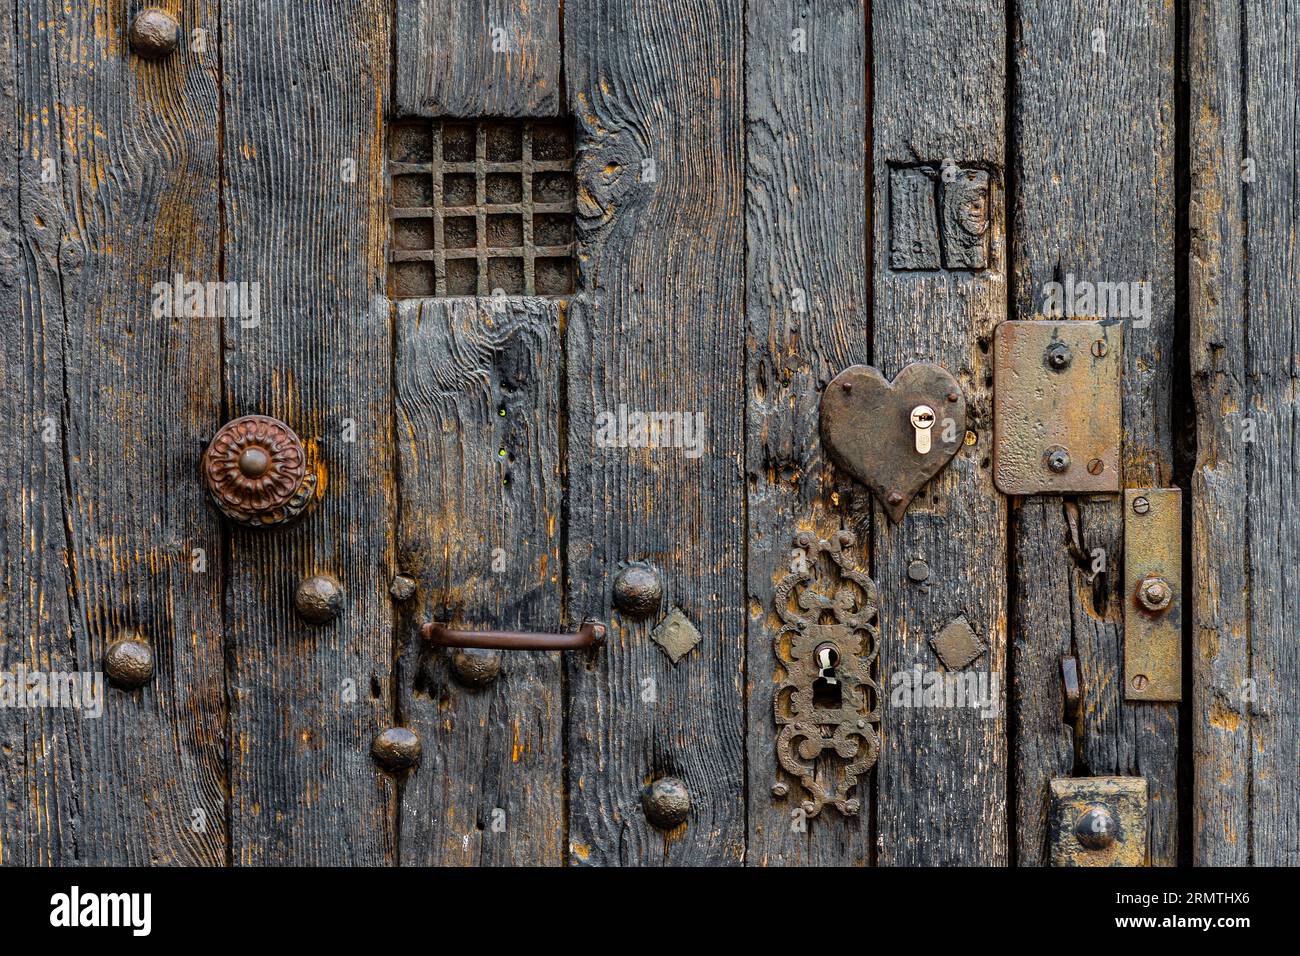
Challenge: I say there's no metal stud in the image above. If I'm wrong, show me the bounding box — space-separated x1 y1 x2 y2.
103 631 154 689
201 415 316 527
612 562 663 618
641 777 690 829
450 647 501 688
1073 806 1117 850
129 9 180 61
371 727 421 773
294 574 343 625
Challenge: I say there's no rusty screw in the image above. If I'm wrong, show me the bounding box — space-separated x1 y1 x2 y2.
129 9 180 61
1132 674 1150 692
1137 576 1173 613
1091 339 1108 358
1087 458 1104 475
1046 448 1071 474
294 574 343 625
103 631 154 689
612 563 663 619
1132 496 1150 515
1074 806 1117 850
371 727 421 773
642 777 691 829
1045 342 1073 371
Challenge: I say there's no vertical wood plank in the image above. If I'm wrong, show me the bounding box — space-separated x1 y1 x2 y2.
221 0 395 865
394 297 564 865
1191 0 1300 866
1012 0 1179 865
872 0 1009 866
395 0 561 118
744 0 872 865
563 0 746 866
0 0 226 865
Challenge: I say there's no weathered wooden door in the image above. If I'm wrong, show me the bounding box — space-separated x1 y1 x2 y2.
1 0 1295 867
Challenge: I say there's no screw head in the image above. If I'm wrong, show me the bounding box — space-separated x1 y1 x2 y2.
1046 447 1071 474
1045 342 1073 371
129 9 180 61
1132 674 1150 692
1074 806 1117 850
1087 458 1104 475
371 727 421 774
450 647 502 688
907 559 930 583
642 777 691 829
103 631 154 689
1137 576 1173 612
612 563 663 619
1132 496 1150 515
1091 339 1108 358
294 574 344 625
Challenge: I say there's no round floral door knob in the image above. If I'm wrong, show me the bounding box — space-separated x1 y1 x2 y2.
201 415 317 527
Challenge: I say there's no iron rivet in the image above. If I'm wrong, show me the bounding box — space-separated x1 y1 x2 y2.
1132 674 1149 691
1046 447 1071 473
946 391 960 403
103 631 154 689
771 782 789 798
1074 806 1117 850
1132 496 1150 515
887 491 904 506
1087 458 1104 475
1091 339 1108 358
1137 576 1173 613
907 559 930 583
371 727 421 773
642 777 691 829
238 446 271 478
1045 342 1073 371
612 562 662 619
389 574 417 601
841 381 853 392
294 574 343 625
450 647 501 688
129 9 180 61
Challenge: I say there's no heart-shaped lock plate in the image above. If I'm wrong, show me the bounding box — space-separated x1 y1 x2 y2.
820 363 967 522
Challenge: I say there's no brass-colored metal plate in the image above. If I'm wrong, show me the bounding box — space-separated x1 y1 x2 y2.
1049 776 1148 867
1124 488 1183 701
993 319 1122 495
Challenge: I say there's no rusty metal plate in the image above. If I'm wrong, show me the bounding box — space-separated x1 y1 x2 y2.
1124 489 1183 701
821 363 967 522
1049 776 1148 867
993 319 1122 495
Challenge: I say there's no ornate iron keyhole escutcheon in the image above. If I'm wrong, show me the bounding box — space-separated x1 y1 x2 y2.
772 530 882 818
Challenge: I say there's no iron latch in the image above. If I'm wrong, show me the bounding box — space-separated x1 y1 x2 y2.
1124 489 1182 701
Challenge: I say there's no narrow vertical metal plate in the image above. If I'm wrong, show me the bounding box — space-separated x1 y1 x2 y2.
1049 777 1149 867
1124 488 1183 701
993 319 1122 495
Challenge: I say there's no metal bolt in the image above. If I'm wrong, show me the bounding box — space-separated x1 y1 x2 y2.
103 631 154 689
1087 458 1104 475
907 559 930 583
389 574 417 601
612 563 663 619
450 647 501 688
1045 342 1073 371
1137 576 1173 613
1046 448 1071 474
1091 339 1108 358
294 574 343 625
1132 496 1150 515
129 9 180 61
371 727 421 773
1074 806 1117 850
642 777 691 829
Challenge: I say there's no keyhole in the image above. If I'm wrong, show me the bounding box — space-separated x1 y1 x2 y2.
812 643 842 709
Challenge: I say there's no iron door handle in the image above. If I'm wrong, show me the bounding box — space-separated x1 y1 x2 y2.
421 620 606 651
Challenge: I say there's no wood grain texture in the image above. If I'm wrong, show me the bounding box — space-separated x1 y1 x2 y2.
220 0 396 865
872 0 1009 866
1191 0 1300 866
1011 0 1179 865
0 0 227 865
394 297 564 865
744 0 873 865
563 0 746 866
395 0 561 118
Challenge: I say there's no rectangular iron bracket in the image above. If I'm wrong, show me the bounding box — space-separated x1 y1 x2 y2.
993 319 1122 495
1050 776 1149 867
1124 488 1183 701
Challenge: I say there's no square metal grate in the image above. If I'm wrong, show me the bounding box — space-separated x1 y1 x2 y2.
387 118 576 298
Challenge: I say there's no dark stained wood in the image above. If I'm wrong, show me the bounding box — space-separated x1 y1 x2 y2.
872 0 1009 866
1012 1 1179 865
395 0 561 118
0 0 227 865
1190 0 1300 866
744 0 872 865
562 0 746 866
394 297 564 865
219 0 395 864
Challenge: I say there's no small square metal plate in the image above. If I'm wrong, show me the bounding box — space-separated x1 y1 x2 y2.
929 616 985 670
651 608 700 664
1124 489 1182 701
1049 776 1148 867
993 319 1122 495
